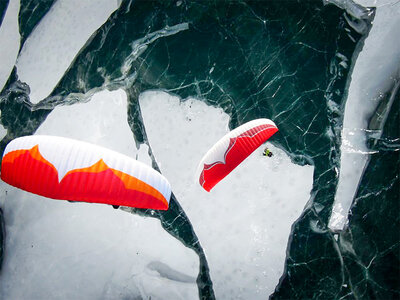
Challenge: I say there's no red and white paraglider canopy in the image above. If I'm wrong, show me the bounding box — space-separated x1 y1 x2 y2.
197 119 278 191
1 135 171 210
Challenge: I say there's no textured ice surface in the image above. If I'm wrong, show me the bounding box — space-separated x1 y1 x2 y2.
35 89 136 156
16 0 120 104
0 110 6 139
140 90 314 299
0 89 199 299
329 0 400 231
0 0 20 92
354 0 400 6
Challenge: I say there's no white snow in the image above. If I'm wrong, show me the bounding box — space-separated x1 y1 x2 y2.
36 89 136 156
16 0 121 104
353 0 400 7
329 0 400 231
0 0 20 92
140 90 314 299
0 89 199 299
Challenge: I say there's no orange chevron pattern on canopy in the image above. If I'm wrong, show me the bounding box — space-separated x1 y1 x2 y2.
1 135 171 210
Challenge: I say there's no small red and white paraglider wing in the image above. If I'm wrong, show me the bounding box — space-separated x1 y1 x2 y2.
197 119 278 191
1 135 171 210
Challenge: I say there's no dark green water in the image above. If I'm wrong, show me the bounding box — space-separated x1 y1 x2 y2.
0 0 398 299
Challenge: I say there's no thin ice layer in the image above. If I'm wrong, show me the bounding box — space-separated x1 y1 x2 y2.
0 89 199 299
140 90 314 299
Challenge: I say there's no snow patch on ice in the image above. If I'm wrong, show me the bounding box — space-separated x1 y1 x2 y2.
329 1 400 231
140 90 314 299
16 0 120 104
354 0 400 7
0 0 20 92
35 89 136 157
